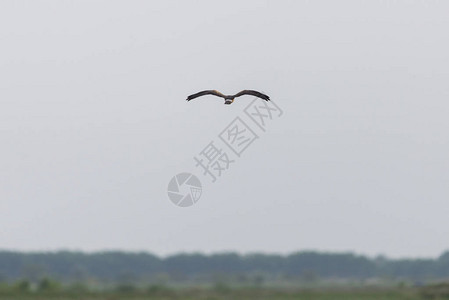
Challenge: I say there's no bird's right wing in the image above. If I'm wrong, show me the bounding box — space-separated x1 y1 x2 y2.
186 90 226 101
233 90 270 101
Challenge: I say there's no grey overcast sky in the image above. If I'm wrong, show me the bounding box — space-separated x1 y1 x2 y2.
1 1 448 259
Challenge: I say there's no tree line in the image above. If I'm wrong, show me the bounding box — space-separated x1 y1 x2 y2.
0 250 448 283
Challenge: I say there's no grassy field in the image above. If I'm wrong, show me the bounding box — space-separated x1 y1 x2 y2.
3 280 449 300
0 288 427 300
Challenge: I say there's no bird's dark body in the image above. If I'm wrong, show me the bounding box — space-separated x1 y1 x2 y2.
186 90 270 105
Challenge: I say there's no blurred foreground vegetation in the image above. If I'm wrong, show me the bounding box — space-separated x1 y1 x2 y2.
0 279 449 300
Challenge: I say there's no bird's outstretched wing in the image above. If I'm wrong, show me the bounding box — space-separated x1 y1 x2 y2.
233 90 270 101
186 90 226 101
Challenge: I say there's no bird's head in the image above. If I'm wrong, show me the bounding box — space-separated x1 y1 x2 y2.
224 99 234 105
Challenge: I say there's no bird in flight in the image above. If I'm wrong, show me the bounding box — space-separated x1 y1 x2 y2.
186 90 270 105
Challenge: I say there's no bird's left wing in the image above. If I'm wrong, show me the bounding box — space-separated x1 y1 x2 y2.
186 90 226 101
